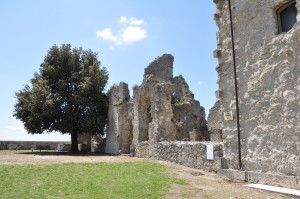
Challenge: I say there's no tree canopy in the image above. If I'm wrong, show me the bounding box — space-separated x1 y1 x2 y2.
14 44 109 151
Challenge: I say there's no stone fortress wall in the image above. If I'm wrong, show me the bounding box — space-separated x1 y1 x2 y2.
77 0 300 189
105 54 223 171
213 0 300 177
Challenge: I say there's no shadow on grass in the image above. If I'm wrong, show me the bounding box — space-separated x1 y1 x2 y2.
16 151 115 157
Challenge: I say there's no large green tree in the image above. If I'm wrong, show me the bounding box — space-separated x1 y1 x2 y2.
14 44 109 152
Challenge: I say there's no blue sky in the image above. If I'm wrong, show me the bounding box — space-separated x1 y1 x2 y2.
0 0 218 141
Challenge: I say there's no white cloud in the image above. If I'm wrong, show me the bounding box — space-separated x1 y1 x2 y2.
96 28 118 44
121 26 147 43
120 16 144 25
197 81 203 86
96 16 147 48
109 45 114 50
96 27 146 45
120 16 128 23
5 125 23 131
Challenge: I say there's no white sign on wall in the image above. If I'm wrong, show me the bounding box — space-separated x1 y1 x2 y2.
206 144 214 160
224 111 234 121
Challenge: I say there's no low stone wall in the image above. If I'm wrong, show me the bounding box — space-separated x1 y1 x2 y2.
135 141 223 172
0 141 71 150
134 141 150 158
218 169 300 190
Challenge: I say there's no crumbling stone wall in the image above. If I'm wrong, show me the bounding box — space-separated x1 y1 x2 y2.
214 0 300 176
77 133 91 152
91 135 105 152
105 82 133 154
171 75 208 141
129 54 208 156
207 101 222 142
172 75 194 99
76 134 105 152
144 54 174 81
106 54 211 170
131 74 176 147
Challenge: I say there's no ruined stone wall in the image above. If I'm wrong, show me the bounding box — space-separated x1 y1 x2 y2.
131 74 176 152
144 54 174 81
77 133 91 152
135 141 223 172
130 54 208 155
171 75 208 141
106 54 213 174
105 82 133 154
214 0 300 176
91 135 105 152
207 101 222 142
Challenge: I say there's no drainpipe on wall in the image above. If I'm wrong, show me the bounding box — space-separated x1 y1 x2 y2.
227 0 243 170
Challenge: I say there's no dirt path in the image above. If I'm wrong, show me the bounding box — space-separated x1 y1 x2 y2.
158 160 294 199
0 152 295 199
0 152 144 165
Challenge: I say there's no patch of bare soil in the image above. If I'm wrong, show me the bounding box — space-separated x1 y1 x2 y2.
0 152 296 199
0 152 144 165
158 160 296 199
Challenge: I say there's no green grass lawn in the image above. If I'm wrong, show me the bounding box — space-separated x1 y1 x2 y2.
0 161 186 199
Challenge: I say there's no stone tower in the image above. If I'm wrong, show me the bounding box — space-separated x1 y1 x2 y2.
214 0 300 177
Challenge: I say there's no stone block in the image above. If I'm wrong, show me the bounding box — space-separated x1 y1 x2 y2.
214 13 220 21
220 157 229 169
296 142 300 151
213 0 225 4
218 169 246 182
215 90 223 99
213 50 222 58
215 64 222 72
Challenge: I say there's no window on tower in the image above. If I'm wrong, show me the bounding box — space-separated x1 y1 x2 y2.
277 1 297 33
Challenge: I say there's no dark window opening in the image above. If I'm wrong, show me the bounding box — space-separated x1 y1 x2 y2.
277 1 297 33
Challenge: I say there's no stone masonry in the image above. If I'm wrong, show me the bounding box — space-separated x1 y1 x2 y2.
172 75 208 141
105 54 222 172
105 82 133 154
214 0 300 177
77 133 91 152
207 100 223 142
135 141 223 172
131 54 208 152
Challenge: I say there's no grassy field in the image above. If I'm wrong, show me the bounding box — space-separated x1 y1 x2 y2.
0 161 186 199
0 151 293 199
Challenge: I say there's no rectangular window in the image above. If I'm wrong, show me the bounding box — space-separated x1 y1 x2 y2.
277 1 297 33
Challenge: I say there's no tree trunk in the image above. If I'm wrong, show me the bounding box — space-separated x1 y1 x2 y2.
71 132 79 152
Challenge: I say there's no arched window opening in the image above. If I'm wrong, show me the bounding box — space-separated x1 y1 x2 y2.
277 1 297 33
